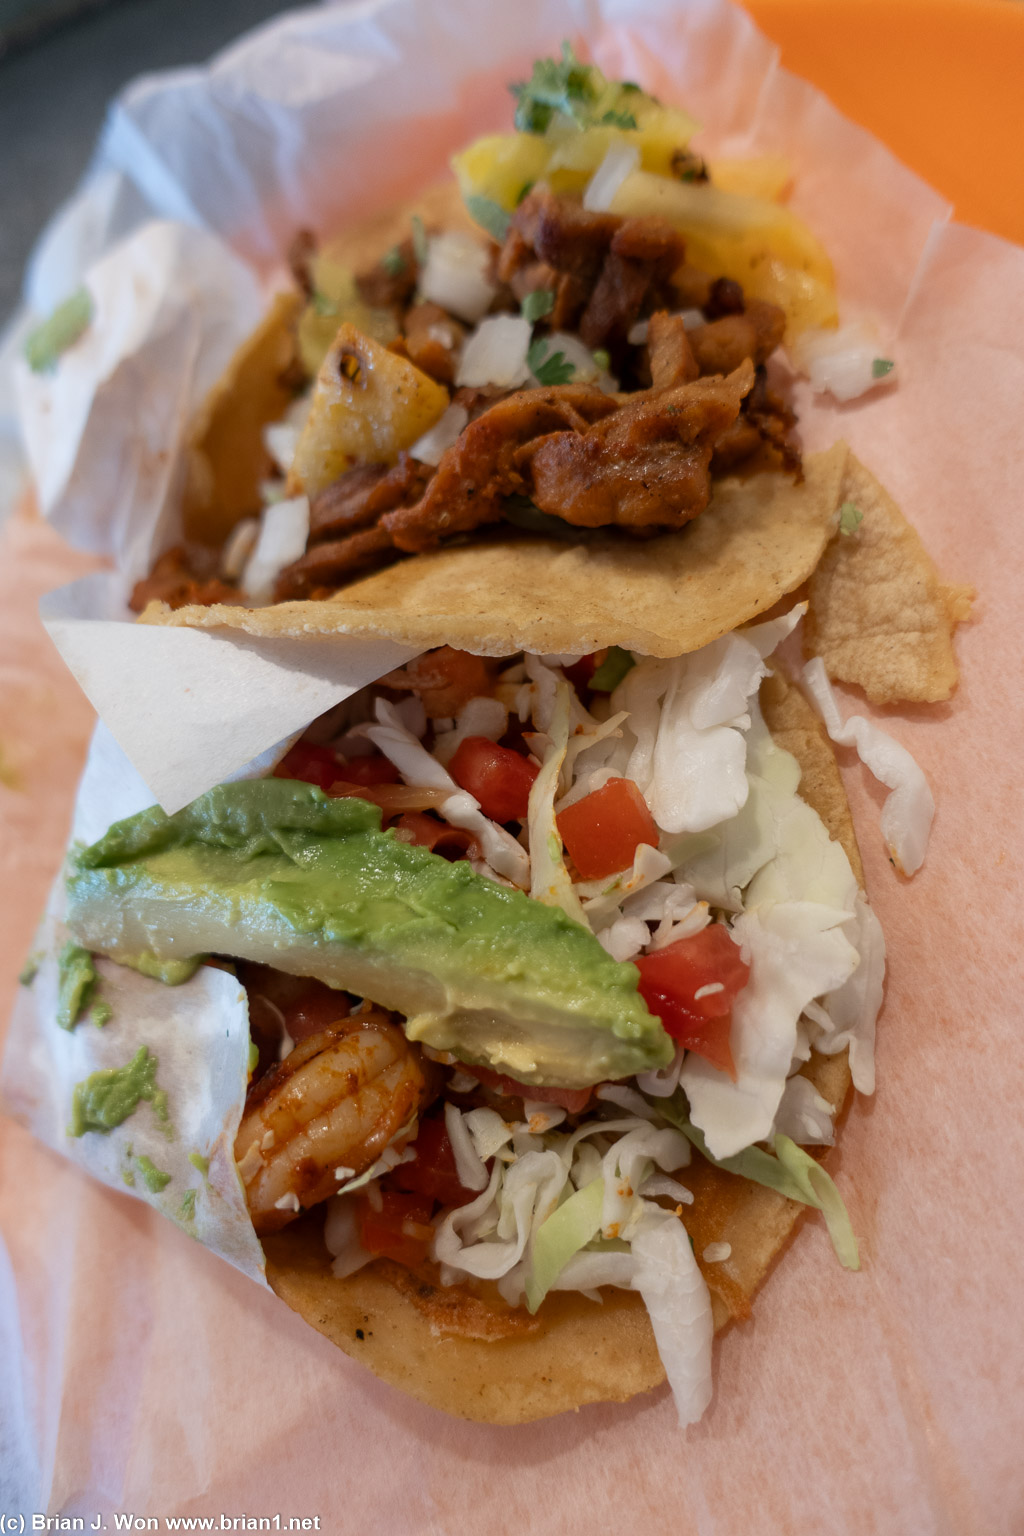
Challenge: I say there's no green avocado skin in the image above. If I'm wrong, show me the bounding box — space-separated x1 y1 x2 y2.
67 780 671 1088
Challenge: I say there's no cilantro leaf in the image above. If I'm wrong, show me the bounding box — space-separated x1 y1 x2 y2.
463 194 511 243
510 41 600 134
24 287 93 373
872 357 895 379
527 337 575 385
600 109 638 129
838 501 863 535
381 246 407 277
521 288 555 323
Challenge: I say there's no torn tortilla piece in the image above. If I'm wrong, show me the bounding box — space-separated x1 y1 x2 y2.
805 453 973 704
141 441 848 659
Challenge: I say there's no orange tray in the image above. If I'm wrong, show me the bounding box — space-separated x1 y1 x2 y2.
744 0 1024 246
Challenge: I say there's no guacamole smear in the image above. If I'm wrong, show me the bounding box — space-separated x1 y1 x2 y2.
66 779 672 1087
69 1045 165 1137
136 1154 172 1193
56 941 98 1030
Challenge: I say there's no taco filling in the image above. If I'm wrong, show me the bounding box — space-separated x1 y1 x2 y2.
128 47 825 615
66 623 882 1425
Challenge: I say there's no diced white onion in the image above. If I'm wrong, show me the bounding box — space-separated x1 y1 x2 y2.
456 315 532 388
584 144 641 212
221 517 259 581
409 402 468 466
420 231 497 323
788 320 896 403
240 495 310 602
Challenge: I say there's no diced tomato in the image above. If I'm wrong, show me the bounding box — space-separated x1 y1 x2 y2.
563 654 597 694
449 737 539 822
392 812 482 862
456 1061 593 1115
335 753 400 786
634 925 751 1079
404 647 497 719
356 1189 434 1267
391 1113 480 1208
556 777 659 881
273 741 339 791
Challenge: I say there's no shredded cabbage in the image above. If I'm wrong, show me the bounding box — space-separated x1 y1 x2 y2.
659 1097 860 1270
526 675 588 926
631 1215 714 1427
802 658 934 875
525 1176 604 1311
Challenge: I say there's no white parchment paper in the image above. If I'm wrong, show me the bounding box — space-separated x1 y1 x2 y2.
2 0 1023 1529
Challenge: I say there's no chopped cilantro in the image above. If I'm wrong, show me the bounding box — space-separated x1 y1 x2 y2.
521 288 555 323
24 287 93 373
136 1155 172 1194
410 214 428 267
510 42 600 134
591 348 611 373
380 246 407 277
528 337 575 385
872 357 895 379
838 501 864 535
89 1000 113 1029
18 955 39 987
515 181 535 206
311 291 339 317
590 647 636 692
599 108 638 129
463 194 511 243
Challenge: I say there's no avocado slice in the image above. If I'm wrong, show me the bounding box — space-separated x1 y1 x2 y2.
66 780 672 1088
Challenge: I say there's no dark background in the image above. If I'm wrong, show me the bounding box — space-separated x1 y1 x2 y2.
0 0 308 325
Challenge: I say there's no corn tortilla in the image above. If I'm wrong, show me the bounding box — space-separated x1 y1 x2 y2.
805 453 973 704
261 669 859 1423
144 442 847 658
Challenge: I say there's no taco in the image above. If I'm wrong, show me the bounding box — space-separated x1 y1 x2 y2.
64 622 878 1425
127 47 848 641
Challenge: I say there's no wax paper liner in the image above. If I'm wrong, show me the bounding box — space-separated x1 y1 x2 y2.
1 0 1023 1529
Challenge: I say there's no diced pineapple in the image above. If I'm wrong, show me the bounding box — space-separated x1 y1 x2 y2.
288 324 449 499
709 155 793 202
609 170 837 336
297 254 398 378
631 103 702 176
452 133 551 214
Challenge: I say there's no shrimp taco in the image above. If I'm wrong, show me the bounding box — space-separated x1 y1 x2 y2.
63 624 882 1425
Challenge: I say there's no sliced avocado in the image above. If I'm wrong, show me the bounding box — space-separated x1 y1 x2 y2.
66 780 671 1088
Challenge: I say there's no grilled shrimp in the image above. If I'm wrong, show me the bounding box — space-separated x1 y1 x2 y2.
235 1010 435 1234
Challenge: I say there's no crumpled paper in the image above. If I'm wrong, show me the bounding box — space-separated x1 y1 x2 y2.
2 0 1023 1529
2 722 267 1287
